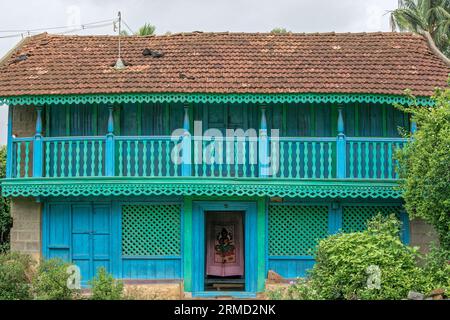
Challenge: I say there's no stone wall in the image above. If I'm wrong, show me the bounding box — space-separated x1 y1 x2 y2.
9 197 42 261
409 218 439 254
12 106 36 137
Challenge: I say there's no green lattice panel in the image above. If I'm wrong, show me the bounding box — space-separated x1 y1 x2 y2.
269 204 329 256
342 205 403 233
122 204 181 256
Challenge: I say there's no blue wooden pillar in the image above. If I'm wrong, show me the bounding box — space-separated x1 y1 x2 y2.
410 120 417 134
6 105 13 178
32 106 43 177
259 105 269 177
336 105 346 179
105 105 115 176
182 106 192 176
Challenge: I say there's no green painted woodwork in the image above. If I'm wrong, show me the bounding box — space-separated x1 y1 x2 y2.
122 204 181 256
268 204 329 255
183 197 193 292
256 197 266 292
1 92 433 107
1 177 402 199
342 204 403 232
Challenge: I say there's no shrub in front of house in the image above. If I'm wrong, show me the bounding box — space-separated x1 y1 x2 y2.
31 258 80 300
0 252 34 300
89 267 124 300
421 245 450 295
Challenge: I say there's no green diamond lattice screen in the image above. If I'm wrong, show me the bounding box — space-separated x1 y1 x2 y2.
268 204 329 256
342 205 403 233
122 204 181 256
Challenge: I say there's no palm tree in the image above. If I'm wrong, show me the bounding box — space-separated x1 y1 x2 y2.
390 0 450 56
120 22 156 36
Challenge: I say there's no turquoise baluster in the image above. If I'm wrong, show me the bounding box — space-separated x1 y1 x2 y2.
53 142 58 177
295 142 300 178
279 141 285 178
16 142 21 178
380 142 385 179
249 139 255 177
357 142 362 178
328 142 333 178
349 142 354 178
142 140 147 177
194 138 199 177
83 141 88 177
45 141 50 177
126 141 131 177
173 140 178 177
226 139 231 177
75 141 80 177
241 139 247 177
319 142 324 179
372 142 377 179
118 141 123 176
364 142 369 178
97 141 103 176
311 142 317 178
165 140 171 176
387 142 393 179
287 141 293 178
91 140 96 176
67 141 73 177
395 142 400 179
158 140 163 177
218 139 223 177
61 141 66 177
150 140 155 177
24 142 29 177
234 139 239 177
134 141 140 177
271 139 278 178
303 142 308 178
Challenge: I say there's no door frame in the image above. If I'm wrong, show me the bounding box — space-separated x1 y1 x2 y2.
191 201 258 298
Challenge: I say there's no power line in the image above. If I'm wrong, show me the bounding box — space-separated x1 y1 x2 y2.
0 18 116 33
0 19 118 40
122 19 135 35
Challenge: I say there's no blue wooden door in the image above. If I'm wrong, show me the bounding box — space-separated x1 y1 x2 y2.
72 204 111 283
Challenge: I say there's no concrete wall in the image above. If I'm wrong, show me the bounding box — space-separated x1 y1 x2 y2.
409 218 439 254
9 197 42 261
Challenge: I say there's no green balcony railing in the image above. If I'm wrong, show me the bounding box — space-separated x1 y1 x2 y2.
9 135 407 180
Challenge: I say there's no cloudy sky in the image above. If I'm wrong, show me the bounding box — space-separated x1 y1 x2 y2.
0 0 398 145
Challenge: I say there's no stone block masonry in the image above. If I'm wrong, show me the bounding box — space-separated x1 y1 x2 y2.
9 197 42 261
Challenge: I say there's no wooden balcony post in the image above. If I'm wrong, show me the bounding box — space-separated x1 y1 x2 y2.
6 106 13 178
259 105 269 177
105 105 115 176
336 105 346 178
182 106 192 176
32 106 43 177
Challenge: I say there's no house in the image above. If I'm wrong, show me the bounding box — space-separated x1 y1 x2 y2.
0 31 448 298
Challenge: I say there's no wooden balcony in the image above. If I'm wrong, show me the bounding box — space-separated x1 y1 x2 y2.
9 135 406 181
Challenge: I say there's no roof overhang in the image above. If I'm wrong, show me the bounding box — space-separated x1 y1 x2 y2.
0 177 403 199
0 92 434 107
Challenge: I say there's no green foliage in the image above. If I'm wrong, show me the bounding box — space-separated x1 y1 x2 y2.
390 0 450 56
267 279 322 300
307 214 425 300
270 28 290 34
421 246 450 294
395 86 450 250
32 258 79 300
0 145 11 253
0 252 34 300
89 267 124 300
121 23 156 36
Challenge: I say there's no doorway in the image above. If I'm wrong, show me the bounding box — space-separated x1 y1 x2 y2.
190 201 258 297
205 211 245 291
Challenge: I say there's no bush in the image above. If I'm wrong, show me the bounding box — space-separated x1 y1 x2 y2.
267 279 321 300
0 145 11 254
0 252 34 300
89 267 123 300
421 246 450 295
32 258 80 300
307 214 426 300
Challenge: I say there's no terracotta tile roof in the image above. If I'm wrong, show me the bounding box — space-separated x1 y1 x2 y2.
0 32 448 97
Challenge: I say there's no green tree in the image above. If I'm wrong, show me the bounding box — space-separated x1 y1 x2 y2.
270 28 290 34
395 85 450 250
120 22 156 36
0 145 11 253
390 0 450 56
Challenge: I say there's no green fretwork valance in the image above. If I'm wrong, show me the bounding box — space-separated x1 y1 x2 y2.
0 177 402 199
0 92 433 107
